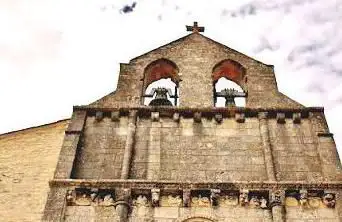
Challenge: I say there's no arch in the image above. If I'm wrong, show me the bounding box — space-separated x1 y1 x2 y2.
212 59 247 90
179 216 217 222
142 58 180 106
143 58 180 91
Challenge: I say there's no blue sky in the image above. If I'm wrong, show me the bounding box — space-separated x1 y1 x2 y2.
1 0 342 154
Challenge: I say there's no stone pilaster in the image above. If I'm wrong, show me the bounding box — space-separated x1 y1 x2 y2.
147 112 161 180
121 110 138 179
42 187 68 221
54 110 87 179
270 190 285 222
258 112 276 181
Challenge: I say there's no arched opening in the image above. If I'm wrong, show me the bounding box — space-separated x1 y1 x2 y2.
212 59 247 107
142 58 180 106
182 217 215 222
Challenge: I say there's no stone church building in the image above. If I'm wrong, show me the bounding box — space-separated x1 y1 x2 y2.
1 22 342 221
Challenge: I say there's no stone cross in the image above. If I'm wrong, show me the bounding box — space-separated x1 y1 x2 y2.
186 21 205 33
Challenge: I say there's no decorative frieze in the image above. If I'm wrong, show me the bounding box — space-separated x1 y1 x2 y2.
160 195 182 207
66 188 115 206
284 189 336 209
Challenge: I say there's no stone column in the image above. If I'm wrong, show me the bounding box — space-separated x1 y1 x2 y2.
147 112 161 180
121 110 138 179
115 188 131 222
270 190 285 222
258 112 276 181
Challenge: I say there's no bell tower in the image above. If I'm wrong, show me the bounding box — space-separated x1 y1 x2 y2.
43 22 342 222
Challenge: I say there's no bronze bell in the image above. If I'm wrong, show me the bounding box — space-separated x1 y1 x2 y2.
146 87 173 106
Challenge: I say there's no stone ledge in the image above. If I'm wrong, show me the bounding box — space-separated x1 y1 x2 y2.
73 106 324 119
49 179 342 190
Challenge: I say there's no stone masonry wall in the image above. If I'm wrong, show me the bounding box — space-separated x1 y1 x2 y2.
269 118 325 182
0 120 68 222
72 116 127 179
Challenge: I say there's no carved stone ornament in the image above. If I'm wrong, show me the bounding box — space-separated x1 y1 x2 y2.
214 113 223 123
95 111 103 121
218 194 238 207
270 190 283 207
308 197 322 208
194 112 202 123
210 189 221 207
276 113 286 124
260 197 268 209
151 188 160 207
191 195 210 207
99 194 115 206
133 195 149 207
235 113 245 123
293 112 301 124
249 196 260 208
160 195 182 207
75 193 91 206
111 111 120 121
151 112 160 122
322 193 336 208
239 189 249 206
66 190 75 205
299 190 308 207
183 190 191 207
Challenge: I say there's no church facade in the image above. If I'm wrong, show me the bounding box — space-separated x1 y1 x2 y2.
20 22 342 221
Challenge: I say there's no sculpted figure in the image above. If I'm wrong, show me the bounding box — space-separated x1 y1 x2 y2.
249 196 260 208
260 197 268 209
239 190 249 206
66 190 74 205
133 195 149 207
101 194 115 206
151 189 160 207
322 193 336 208
299 190 308 207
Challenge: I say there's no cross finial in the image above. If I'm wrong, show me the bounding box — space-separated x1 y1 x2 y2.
186 21 205 33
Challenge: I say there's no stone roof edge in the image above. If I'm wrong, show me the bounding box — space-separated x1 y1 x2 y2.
130 33 272 67
50 179 342 190
0 119 70 137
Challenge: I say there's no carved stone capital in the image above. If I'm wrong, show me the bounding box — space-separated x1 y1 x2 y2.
323 191 336 208
270 190 285 207
115 188 131 202
151 188 160 207
210 189 221 207
239 189 249 206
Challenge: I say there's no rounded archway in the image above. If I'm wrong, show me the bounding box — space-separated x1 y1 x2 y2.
182 217 215 222
142 58 180 106
212 59 247 107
